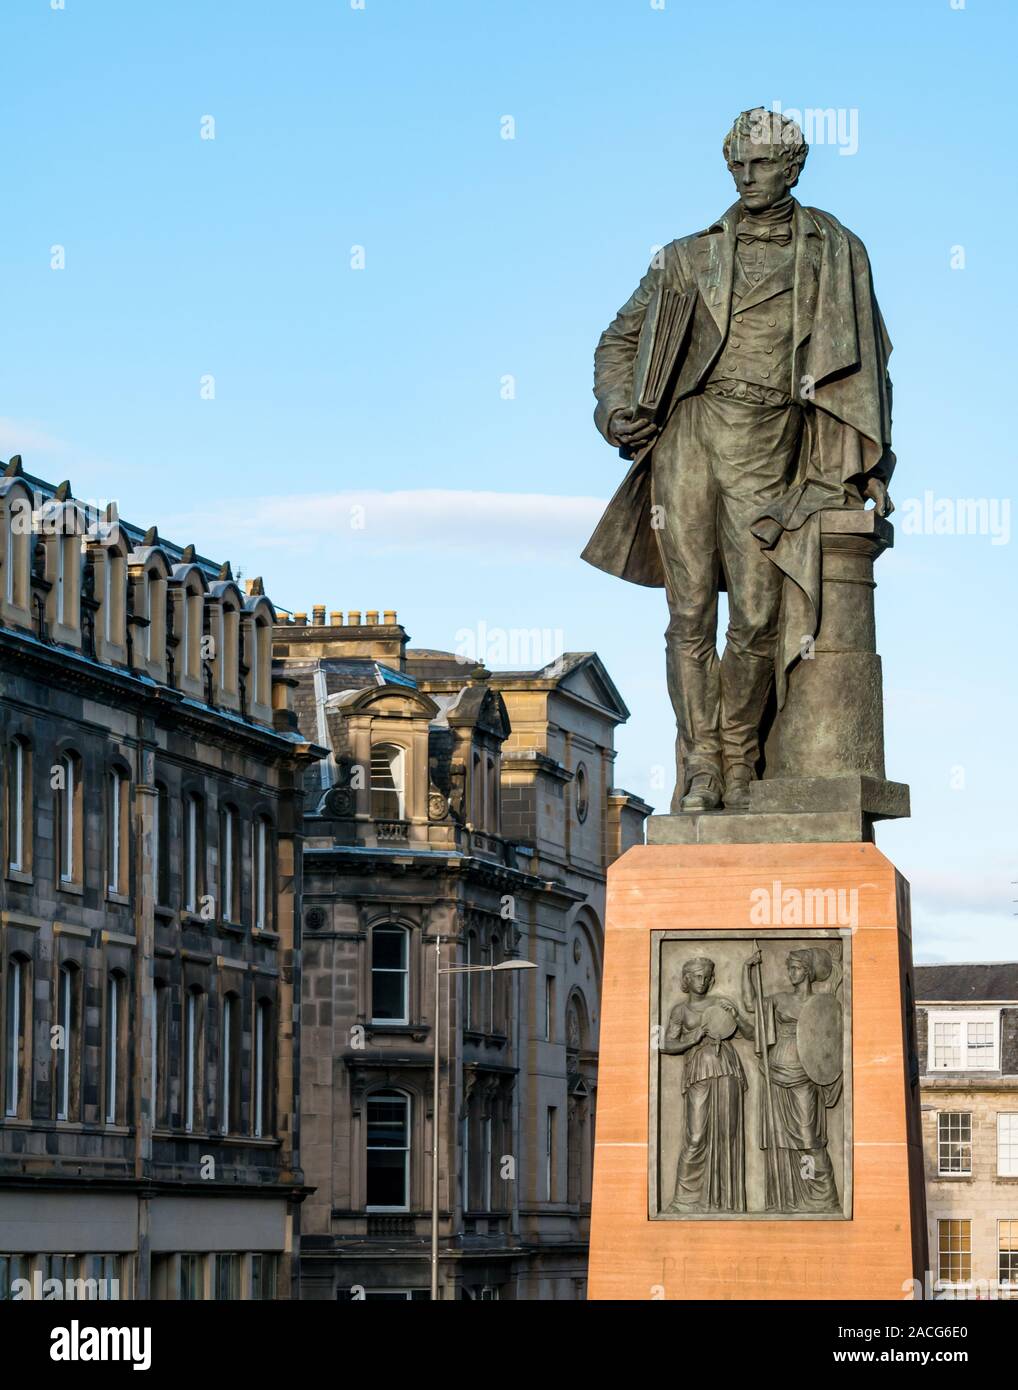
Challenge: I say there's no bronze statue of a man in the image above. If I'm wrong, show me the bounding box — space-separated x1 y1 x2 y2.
583 109 895 813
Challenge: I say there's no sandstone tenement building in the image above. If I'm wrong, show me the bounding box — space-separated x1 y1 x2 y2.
274 608 648 1299
0 458 321 1300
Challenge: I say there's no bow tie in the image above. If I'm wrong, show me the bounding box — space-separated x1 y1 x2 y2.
736 222 793 245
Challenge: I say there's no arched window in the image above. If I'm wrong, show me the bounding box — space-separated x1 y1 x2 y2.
253 997 273 1138
4 955 31 1119
366 1089 411 1211
371 924 409 1024
489 932 504 1034
153 781 170 907
153 978 169 1128
471 750 482 825
184 986 205 1133
106 766 129 897
56 751 83 887
183 793 204 914
6 737 31 875
464 930 478 1030
370 744 405 821
220 992 241 1134
253 814 273 931
485 754 497 830
105 971 127 1125
220 806 240 924
55 962 81 1121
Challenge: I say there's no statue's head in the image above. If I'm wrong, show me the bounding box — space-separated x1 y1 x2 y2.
681 956 715 997
786 947 832 986
723 108 808 213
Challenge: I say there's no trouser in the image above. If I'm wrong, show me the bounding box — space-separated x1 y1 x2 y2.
652 390 803 788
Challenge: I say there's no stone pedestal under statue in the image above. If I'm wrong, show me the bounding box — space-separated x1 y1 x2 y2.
587 842 927 1300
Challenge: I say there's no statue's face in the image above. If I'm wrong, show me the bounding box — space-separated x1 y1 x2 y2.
786 958 807 985
685 964 713 996
726 137 792 212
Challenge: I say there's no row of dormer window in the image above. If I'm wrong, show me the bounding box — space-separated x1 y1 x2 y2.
0 480 274 722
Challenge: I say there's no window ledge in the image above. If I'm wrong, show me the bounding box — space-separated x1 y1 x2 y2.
366 1022 429 1041
57 880 84 897
154 905 176 923
153 1127 281 1148
5 869 33 886
106 891 131 907
252 928 279 944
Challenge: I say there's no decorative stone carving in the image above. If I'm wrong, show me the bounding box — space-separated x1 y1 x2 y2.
649 928 852 1219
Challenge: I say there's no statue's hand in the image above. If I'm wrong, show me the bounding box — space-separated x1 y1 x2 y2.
610 407 659 452
863 477 894 517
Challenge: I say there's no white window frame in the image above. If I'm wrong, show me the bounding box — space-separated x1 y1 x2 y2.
59 754 76 884
254 817 270 931
937 1110 972 1176
221 995 234 1134
927 1008 1001 1072
546 1105 556 1201
253 998 269 1138
462 1112 470 1211
370 744 406 821
222 808 238 923
5 958 22 1117
998 1113 1018 1178
937 1216 973 1293
185 990 198 1133
371 925 409 1026
365 1089 411 1213
9 738 25 872
107 769 124 895
57 965 74 1120
999 1219 1018 1298
105 974 119 1124
481 1114 492 1212
185 794 200 913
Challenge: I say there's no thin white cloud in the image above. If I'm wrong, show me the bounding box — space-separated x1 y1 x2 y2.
910 867 1015 919
161 488 607 560
0 417 68 456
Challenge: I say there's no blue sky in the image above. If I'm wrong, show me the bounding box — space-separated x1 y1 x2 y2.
2 0 1015 961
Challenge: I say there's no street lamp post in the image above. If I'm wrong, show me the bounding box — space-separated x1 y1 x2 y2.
429 937 536 1300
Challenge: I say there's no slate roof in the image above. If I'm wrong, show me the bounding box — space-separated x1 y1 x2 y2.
915 962 1018 1003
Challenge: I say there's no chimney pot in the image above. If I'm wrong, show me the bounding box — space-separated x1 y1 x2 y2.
366 609 379 625
384 610 397 625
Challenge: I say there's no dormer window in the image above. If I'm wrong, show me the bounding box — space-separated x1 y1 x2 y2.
1 481 33 626
927 1009 1001 1072
91 540 128 664
371 744 405 820
46 505 84 643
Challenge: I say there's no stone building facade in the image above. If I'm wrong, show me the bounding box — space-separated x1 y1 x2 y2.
0 459 320 1300
275 609 648 1299
916 962 1018 1298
